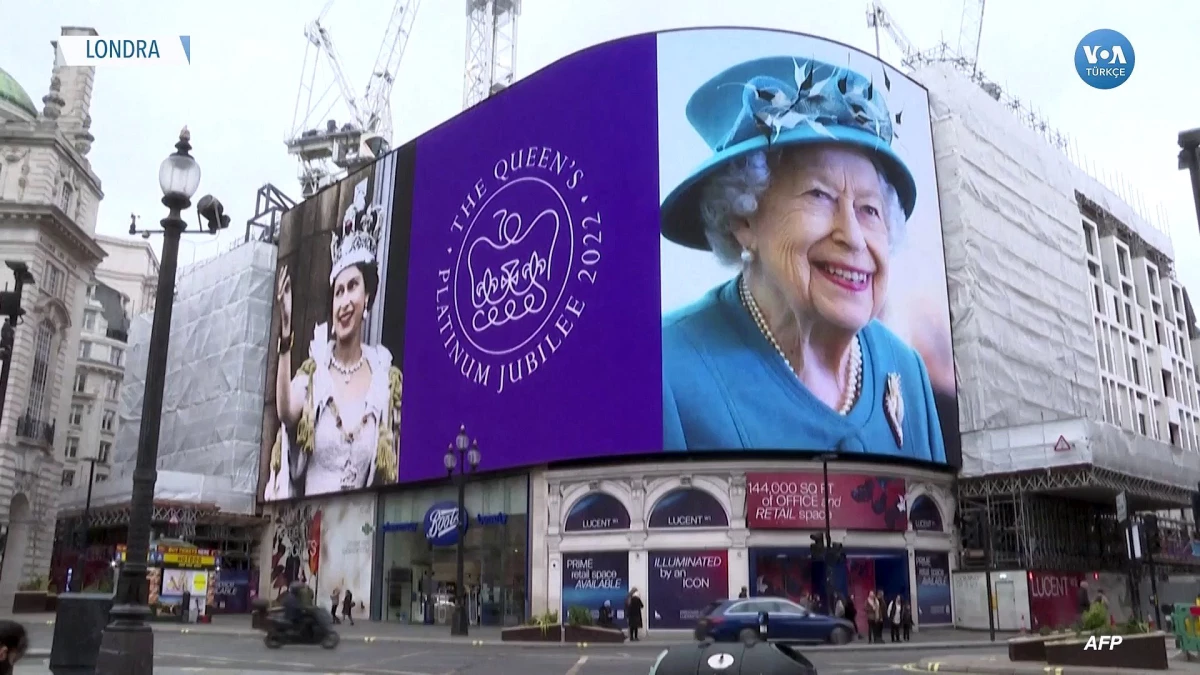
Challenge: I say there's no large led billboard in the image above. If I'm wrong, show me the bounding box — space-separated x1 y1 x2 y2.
259 27 959 501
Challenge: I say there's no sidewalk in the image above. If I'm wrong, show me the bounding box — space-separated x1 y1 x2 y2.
6 611 1017 653
910 651 1200 674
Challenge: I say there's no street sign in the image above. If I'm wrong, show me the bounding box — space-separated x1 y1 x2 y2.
1116 491 1128 523
1054 435 1072 452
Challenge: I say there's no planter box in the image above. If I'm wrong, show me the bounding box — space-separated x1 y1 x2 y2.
1045 632 1169 670
501 625 563 642
11 591 47 614
564 625 624 644
1008 633 1073 662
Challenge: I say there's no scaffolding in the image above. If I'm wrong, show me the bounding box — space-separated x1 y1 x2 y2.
958 466 1197 573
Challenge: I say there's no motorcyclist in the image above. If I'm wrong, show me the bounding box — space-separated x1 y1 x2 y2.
281 583 307 636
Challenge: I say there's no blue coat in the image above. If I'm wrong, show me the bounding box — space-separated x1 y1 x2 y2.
662 279 946 463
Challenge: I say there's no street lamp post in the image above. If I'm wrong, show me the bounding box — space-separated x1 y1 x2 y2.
71 457 99 593
820 453 838 612
96 128 205 675
444 426 480 637
0 261 35 426
1178 128 1200 234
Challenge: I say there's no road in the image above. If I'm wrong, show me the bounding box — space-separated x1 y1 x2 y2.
15 630 1009 675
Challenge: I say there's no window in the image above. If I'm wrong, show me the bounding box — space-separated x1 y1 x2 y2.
83 311 97 331
95 474 108 483
1131 358 1141 386
61 470 75 487
79 341 92 359
74 373 87 393
1138 413 1147 436
1171 423 1182 447
42 262 65 299
101 410 115 432
1082 222 1096 256
109 348 123 367
1164 371 1174 400
69 404 83 426
65 436 79 458
104 378 118 400
59 183 74 211
25 321 54 422
1118 249 1129 276
97 441 111 463
1093 285 1103 313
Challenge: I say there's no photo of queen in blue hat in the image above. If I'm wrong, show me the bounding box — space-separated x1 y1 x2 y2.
659 43 948 464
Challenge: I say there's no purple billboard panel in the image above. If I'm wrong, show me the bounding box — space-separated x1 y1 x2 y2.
648 488 729 529
564 493 631 532
401 35 663 482
647 550 728 629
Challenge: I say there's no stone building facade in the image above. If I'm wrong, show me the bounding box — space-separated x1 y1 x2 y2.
0 26 106 602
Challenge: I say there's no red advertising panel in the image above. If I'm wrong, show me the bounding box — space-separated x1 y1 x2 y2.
1027 571 1084 631
746 473 908 531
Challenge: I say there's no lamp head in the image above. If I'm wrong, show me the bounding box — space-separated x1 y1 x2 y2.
455 425 470 452
197 195 230 233
159 127 201 205
443 444 457 475
467 441 480 471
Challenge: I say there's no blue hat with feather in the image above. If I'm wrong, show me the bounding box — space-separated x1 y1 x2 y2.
660 55 918 251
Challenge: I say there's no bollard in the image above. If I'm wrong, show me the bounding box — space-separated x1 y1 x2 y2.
48 593 113 675
648 641 817 675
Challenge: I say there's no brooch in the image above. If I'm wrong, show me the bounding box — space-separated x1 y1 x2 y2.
884 372 905 448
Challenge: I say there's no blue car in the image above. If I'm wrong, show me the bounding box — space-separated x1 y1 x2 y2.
694 597 855 645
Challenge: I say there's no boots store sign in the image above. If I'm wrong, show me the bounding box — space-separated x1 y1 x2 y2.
1027 571 1084 630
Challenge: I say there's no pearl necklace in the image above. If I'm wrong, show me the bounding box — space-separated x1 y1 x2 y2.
330 353 366 382
738 275 863 415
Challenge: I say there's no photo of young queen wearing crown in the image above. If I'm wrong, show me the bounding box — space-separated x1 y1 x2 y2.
264 176 404 500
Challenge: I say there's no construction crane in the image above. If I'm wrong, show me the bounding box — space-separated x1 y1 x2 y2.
463 0 522 110
866 0 998 99
956 0 986 75
287 0 421 197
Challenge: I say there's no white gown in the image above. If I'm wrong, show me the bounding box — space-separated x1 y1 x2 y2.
265 324 396 499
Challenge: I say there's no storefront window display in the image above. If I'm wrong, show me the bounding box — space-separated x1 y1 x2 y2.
749 548 909 636
380 475 528 626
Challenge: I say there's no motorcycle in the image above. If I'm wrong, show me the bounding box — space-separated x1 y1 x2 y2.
261 606 340 650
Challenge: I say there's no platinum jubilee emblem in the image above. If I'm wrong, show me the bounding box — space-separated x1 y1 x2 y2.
436 145 604 394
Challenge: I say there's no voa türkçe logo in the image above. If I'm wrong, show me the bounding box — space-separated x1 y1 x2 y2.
1074 29 1135 90
437 146 603 394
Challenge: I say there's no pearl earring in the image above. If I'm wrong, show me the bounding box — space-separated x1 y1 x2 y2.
740 248 754 265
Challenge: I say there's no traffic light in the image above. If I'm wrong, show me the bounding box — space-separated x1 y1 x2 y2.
828 542 846 565
958 510 983 550
809 533 825 560
1144 514 1162 556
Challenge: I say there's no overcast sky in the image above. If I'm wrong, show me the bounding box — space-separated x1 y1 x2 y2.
2 0 1197 295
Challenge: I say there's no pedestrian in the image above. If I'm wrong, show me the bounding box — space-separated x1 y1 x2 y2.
834 594 846 620
888 594 903 642
738 586 748 599
845 594 859 639
627 588 644 641
330 588 342 624
1077 581 1090 613
866 591 881 644
0 621 28 675
342 589 355 626
900 599 913 641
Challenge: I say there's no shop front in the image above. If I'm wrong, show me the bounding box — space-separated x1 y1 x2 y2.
534 460 956 633
378 475 528 626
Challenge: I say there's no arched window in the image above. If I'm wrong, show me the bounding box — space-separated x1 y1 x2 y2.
25 321 55 422
58 183 74 212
